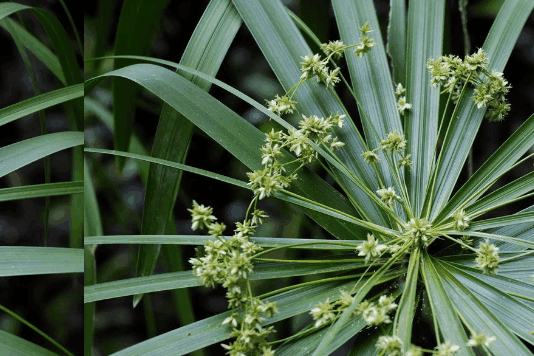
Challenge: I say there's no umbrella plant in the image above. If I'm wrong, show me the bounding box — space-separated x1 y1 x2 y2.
84 0 534 355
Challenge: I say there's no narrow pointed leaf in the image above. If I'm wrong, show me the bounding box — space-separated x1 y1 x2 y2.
451 262 534 302
0 330 58 356
111 0 170 170
393 247 420 351
435 259 533 356
0 17 64 84
0 84 83 128
436 113 534 223
465 171 534 217
135 0 242 308
468 211 534 231
0 181 82 202
84 235 361 251
404 0 445 215
0 247 83 276
420 253 474 356
387 0 406 84
429 0 534 219
0 132 83 178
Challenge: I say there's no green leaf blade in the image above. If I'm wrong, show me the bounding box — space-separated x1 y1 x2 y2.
135 0 242 308
0 132 83 179
404 0 445 215
0 247 83 276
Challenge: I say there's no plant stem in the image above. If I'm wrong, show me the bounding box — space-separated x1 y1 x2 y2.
0 304 75 356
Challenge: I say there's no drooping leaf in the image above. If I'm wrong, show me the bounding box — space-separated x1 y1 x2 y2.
134 0 242 308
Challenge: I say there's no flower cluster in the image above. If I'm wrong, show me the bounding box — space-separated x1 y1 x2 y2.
427 48 511 121
265 95 297 116
380 130 406 152
403 218 433 247
355 233 388 263
436 341 460 356
188 200 216 231
472 70 511 122
188 202 278 356
300 53 341 88
355 294 398 326
394 83 412 115
452 209 470 231
466 332 496 348
247 114 345 199
377 187 401 208
354 22 375 57
222 298 278 356
376 335 403 356
475 239 500 274
310 291 398 329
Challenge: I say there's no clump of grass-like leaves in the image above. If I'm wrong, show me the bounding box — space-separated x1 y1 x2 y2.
83 0 534 355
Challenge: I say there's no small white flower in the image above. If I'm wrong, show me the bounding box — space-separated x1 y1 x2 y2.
397 96 412 115
475 239 500 274
188 200 217 231
376 335 403 356
436 341 460 356
310 299 336 328
467 332 496 347
380 130 406 152
452 209 470 231
395 83 406 97
377 187 401 208
222 314 239 328
356 233 388 262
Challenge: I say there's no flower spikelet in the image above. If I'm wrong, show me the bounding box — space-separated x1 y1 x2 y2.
404 218 432 246
310 299 336 328
320 40 345 59
380 130 406 152
376 335 403 356
452 209 470 231
362 150 380 164
436 341 460 356
265 94 297 116
475 240 500 274
377 187 401 208
356 233 388 262
467 332 496 347
188 200 217 231
397 96 412 115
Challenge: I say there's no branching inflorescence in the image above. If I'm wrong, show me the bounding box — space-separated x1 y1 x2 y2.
187 22 506 355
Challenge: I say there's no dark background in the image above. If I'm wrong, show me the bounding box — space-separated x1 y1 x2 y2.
0 0 82 355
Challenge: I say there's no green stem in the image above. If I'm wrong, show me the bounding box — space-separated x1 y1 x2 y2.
280 189 399 237
267 324 318 345
0 304 75 356
319 145 405 226
499 250 534 264
251 241 361 260
440 233 478 253
422 77 470 221
318 156 373 223
257 272 376 300
255 257 366 264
